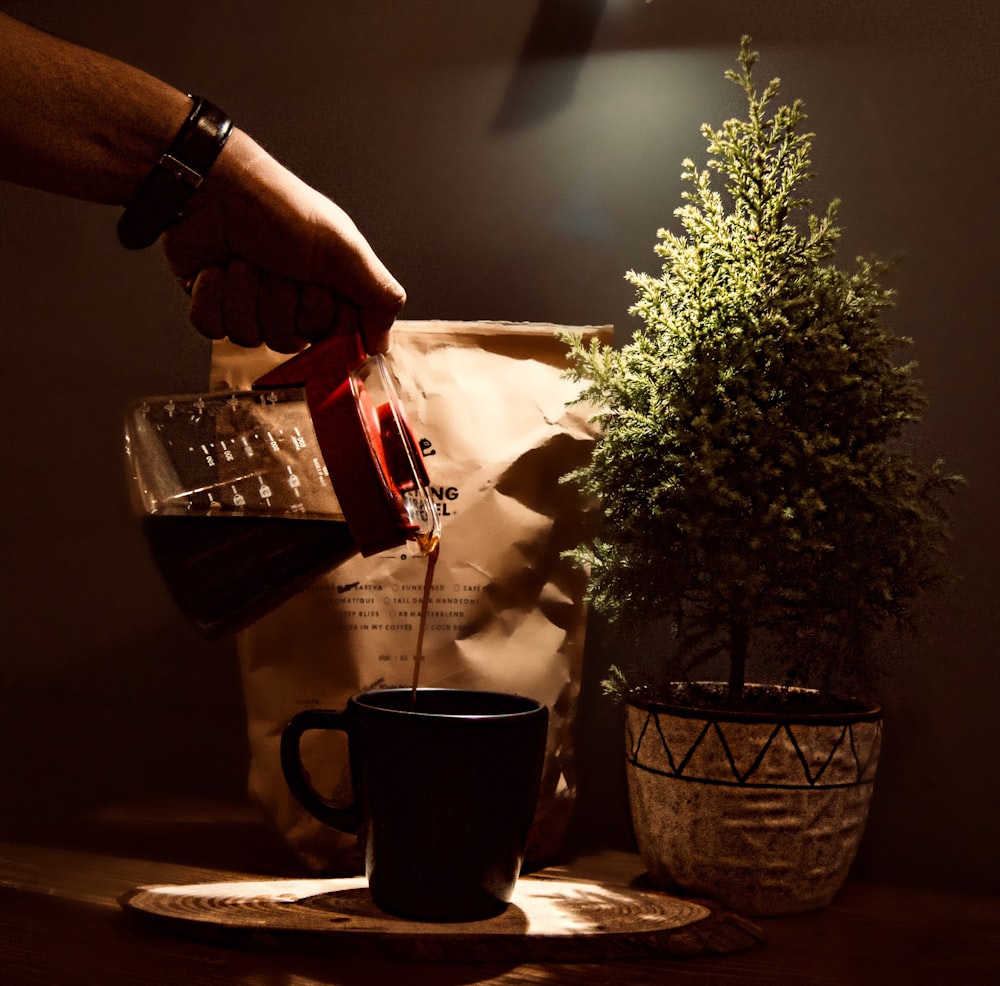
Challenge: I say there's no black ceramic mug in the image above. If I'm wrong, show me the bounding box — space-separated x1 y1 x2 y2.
280 687 548 922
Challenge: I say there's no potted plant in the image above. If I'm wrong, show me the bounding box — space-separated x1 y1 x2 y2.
563 38 960 915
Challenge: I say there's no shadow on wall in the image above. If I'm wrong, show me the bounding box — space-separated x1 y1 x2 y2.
493 0 606 131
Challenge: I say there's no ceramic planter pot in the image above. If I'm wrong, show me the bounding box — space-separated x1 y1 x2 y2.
625 682 882 916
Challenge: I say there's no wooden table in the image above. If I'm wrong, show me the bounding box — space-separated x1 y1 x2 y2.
1 797 997 985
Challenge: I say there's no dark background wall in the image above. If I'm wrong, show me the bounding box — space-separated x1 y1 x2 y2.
1 0 997 892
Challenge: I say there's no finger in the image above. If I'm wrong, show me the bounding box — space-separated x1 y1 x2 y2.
296 282 338 342
222 259 263 348
297 282 390 354
358 307 393 355
187 267 226 341
320 244 404 352
257 270 303 353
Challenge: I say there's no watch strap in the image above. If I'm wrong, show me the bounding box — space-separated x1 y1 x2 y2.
117 96 232 250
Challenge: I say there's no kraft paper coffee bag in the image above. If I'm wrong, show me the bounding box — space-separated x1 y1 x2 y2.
210 320 610 873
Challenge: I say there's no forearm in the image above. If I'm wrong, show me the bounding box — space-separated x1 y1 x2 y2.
0 12 405 353
0 13 191 204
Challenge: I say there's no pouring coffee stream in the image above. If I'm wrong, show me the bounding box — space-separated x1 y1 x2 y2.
411 535 440 708
125 330 441 638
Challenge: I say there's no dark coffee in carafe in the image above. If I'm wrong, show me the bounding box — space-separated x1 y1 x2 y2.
142 515 357 637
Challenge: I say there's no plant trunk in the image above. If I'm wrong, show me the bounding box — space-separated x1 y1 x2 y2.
728 617 749 703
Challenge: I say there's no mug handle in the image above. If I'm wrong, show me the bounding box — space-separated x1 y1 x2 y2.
280 708 364 834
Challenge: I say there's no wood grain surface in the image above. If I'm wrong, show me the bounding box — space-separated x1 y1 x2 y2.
3 799 998 985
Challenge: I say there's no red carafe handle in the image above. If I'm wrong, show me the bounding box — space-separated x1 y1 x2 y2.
252 333 421 555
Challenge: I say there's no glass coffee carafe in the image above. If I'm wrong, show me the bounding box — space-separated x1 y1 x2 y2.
124 331 439 637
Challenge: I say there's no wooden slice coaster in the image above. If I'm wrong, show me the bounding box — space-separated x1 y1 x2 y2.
120 866 764 962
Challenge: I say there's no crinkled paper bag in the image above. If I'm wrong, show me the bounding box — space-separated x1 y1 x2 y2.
210 320 611 873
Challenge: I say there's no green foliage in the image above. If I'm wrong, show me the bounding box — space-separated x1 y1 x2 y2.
564 38 961 700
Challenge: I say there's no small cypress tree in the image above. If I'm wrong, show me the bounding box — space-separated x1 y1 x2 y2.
564 37 960 705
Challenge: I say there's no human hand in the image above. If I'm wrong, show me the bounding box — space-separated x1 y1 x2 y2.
162 129 405 354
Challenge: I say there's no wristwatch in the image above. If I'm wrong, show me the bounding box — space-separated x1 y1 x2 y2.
117 95 232 250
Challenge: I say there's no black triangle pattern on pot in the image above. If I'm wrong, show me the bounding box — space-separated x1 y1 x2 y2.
629 710 881 790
